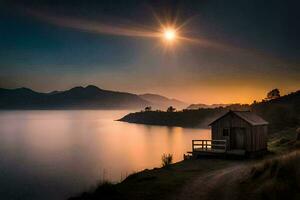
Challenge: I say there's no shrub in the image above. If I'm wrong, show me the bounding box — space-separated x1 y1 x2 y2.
161 153 173 168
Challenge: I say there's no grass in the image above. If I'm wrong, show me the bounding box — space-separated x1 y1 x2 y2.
239 150 300 200
190 149 300 200
70 181 119 200
268 127 300 153
69 158 235 200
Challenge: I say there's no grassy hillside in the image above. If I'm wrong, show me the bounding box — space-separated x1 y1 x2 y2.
252 91 300 132
268 127 300 153
174 148 300 200
68 159 236 200
69 132 300 200
238 150 300 200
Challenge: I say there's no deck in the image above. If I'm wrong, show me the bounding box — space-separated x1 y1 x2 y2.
187 139 246 157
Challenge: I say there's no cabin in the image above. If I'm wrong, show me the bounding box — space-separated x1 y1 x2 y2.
190 110 268 157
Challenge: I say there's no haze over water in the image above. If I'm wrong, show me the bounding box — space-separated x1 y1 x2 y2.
0 110 210 200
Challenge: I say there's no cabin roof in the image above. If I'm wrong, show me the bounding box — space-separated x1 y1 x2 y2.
209 111 269 126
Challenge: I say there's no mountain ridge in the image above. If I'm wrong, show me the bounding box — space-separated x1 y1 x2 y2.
0 85 150 109
139 93 188 110
0 85 188 110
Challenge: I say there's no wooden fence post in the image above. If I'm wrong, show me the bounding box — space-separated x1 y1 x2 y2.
192 140 194 152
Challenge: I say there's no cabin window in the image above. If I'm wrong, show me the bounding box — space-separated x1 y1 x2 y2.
223 128 229 137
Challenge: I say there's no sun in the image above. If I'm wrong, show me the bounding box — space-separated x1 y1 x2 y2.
163 28 176 41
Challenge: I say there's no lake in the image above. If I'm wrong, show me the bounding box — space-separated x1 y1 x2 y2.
0 110 210 200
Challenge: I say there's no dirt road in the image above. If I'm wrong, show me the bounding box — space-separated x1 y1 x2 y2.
172 163 250 200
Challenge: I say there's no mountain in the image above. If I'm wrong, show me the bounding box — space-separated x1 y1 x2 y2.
139 93 188 110
0 85 150 109
187 103 231 109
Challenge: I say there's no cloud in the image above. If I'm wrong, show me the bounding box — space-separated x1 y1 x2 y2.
26 8 161 39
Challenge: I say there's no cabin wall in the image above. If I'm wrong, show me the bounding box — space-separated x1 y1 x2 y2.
211 113 268 152
251 125 268 151
211 113 252 151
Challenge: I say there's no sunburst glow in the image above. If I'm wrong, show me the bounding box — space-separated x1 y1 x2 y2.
163 28 176 41
26 9 246 52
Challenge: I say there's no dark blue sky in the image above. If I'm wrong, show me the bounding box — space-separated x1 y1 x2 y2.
0 0 299 103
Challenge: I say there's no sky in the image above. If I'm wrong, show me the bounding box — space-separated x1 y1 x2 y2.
0 0 299 104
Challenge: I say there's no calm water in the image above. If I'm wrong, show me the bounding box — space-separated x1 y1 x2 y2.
0 110 210 200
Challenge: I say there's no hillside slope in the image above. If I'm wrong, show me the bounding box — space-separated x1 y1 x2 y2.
174 150 300 200
69 147 300 200
120 90 300 130
252 90 300 131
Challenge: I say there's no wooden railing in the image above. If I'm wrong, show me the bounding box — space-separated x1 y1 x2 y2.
192 139 227 153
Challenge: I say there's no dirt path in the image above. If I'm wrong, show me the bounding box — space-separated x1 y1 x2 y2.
171 163 250 200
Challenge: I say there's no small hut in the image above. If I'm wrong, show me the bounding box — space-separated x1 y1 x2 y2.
209 110 268 155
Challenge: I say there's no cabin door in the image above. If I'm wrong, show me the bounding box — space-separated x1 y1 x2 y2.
230 128 245 149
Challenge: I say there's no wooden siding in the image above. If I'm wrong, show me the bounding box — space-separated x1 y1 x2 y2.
211 112 267 152
251 125 268 151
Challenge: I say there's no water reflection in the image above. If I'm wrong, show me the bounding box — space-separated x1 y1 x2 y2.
0 110 210 200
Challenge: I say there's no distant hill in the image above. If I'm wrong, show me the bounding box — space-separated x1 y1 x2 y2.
139 93 188 110
119 108 227 128
0 85 150 109
120 90 300 131
187 103 231 109
252 90 300 131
